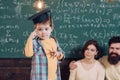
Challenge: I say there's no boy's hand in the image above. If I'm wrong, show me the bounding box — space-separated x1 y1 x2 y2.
30 30 37 39
50 49 61 58
50 51 60 57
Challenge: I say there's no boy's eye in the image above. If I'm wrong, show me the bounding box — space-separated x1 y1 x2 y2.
39 29 42 31
45 28 48 30
38 27 49 31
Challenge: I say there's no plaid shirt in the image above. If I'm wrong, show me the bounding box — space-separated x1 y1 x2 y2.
31 37 64 80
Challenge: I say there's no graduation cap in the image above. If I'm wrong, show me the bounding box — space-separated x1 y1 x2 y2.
28 8 51 24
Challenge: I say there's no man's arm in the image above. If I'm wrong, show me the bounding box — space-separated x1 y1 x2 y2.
69 61 77 70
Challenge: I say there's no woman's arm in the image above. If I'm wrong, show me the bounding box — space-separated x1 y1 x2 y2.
97 62 105 80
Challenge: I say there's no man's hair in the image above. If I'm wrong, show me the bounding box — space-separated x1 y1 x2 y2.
108 36 120 46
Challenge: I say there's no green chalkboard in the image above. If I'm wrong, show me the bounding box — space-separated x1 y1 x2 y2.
0 0 120 58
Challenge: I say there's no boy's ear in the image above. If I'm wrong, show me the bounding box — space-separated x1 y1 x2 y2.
33 24 37 29
51 27 54 32
50 23 54 31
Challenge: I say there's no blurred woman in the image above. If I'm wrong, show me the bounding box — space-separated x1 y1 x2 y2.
69 39 105 80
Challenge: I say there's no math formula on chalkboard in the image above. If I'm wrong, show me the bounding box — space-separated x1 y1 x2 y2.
0 0 120 58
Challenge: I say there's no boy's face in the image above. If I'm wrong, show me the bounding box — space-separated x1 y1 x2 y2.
35 22 52 40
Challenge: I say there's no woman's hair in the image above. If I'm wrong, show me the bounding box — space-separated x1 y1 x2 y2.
81 39 100 59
